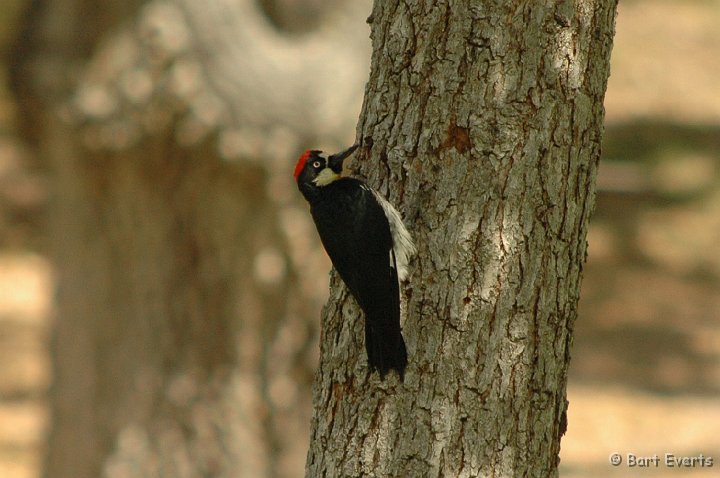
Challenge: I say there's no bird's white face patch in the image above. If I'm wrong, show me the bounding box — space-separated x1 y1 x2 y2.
313 168 340 186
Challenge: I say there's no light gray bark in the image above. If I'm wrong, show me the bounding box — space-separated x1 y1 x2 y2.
306 1 618 477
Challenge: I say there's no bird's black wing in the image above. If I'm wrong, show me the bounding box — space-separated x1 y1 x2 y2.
311 178 406 377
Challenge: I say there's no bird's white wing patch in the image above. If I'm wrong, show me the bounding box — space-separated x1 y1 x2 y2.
370 189 416 281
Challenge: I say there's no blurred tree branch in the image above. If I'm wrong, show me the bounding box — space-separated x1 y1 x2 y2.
10 0 371 477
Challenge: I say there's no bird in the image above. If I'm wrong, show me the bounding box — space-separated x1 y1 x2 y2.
294 144 416 379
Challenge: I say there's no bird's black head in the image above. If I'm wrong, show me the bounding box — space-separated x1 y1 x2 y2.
294 145 358 199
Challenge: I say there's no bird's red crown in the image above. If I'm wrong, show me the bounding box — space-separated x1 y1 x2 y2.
294 150 315 181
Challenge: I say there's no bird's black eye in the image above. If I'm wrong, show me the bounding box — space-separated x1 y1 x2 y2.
312 161 322 168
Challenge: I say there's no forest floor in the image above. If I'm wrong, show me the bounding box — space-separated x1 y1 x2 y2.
1 0 719 477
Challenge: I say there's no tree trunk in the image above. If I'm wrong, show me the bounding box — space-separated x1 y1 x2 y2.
306 1 618 476
10 0 370 477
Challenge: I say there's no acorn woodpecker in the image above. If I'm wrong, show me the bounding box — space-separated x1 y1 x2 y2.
294 144 416 379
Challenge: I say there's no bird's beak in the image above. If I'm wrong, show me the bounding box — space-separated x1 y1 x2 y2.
328 144 359 172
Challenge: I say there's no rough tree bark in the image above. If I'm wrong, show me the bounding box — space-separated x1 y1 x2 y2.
306 1 617 477
10 0 370 477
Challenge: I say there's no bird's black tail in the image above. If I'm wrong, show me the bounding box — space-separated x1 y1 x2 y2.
365 316 407 380
364 256 407 380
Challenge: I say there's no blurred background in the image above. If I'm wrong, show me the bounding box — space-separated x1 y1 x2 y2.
0 0 718 477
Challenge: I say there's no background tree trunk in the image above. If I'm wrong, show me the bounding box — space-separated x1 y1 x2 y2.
306 1 618 476
10 0 371 477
